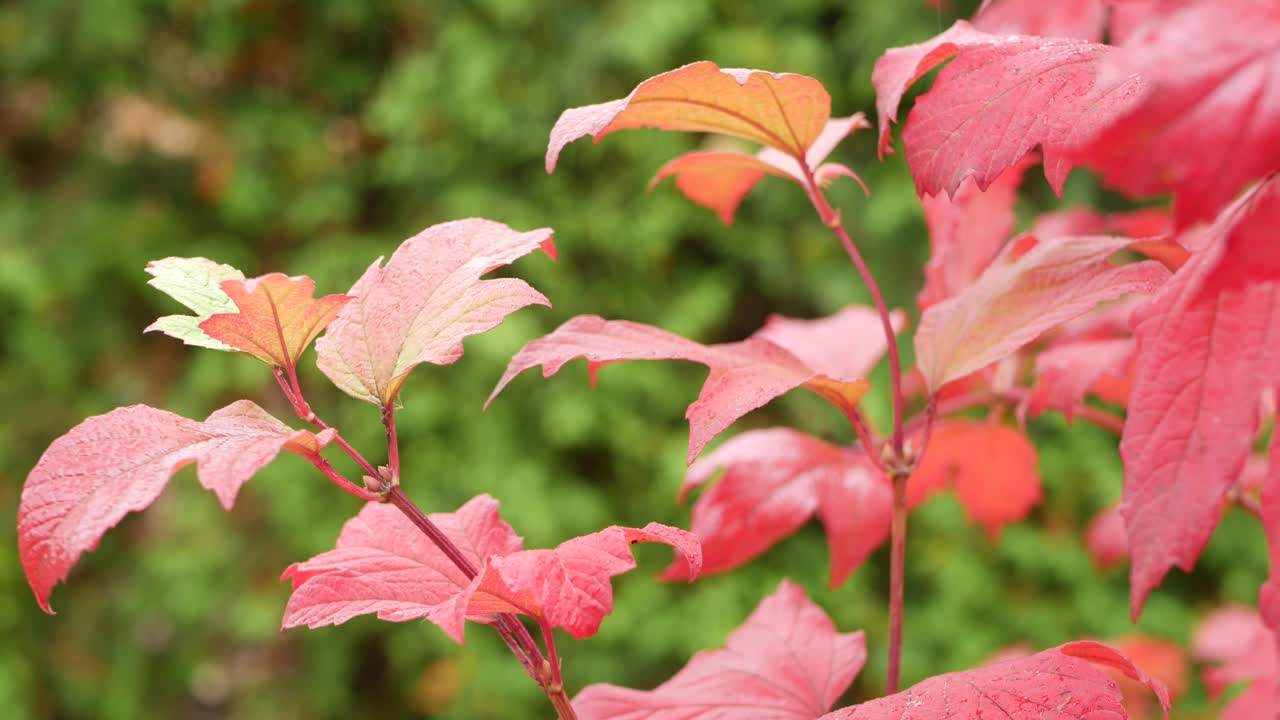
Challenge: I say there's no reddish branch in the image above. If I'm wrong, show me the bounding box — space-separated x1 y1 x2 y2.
279 369 578 720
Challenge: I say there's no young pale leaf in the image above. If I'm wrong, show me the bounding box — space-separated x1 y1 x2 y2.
547 61 831 171
660 428 891 589
907 420 1040 537
281 495 522 641
200 273 351 369
1086 503 1129 569
650 115 870 224
490 307 891 463
574 579 866 720
914 234 1168 394
144 256 244 351
20 401 332 613
283 495 699 643
821 641 1169 719
872 21 1145 197
1072 0 1280 226
315 219 555 408
1121 180 1280 619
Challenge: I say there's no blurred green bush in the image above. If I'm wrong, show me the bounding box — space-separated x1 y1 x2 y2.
0 1 1263 717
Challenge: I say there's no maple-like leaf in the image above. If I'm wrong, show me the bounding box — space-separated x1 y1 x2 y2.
659 428 892 589
973 0 1109 41
1105 635 1188 720
914 234 1167 394
574 579 866 720
144 256 245 351
872 21 1145 197
490 307 894 463
199 274 351 368
1071 0 1280 226
547 61 831 172
315 218 555 407
1027 338 1134 420
1120 180 1280 618
1032 206 1188 272
650 114 870 224
465 522 701 640
918 157 1032 309
821 641 1170 719
20 401 332 613
283 495 700 642
281 495 523 641
908 419 1040 537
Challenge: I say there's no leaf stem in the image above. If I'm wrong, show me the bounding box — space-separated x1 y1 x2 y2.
382 405 401 481
886 471 909 696
841 406 886 474
299 452 381 502
799 168 906 461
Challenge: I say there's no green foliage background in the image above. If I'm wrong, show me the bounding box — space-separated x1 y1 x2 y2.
0 1 1265 717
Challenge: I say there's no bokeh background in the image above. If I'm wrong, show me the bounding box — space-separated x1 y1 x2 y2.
0 1 1268 717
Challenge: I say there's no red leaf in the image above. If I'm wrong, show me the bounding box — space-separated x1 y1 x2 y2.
490 308 889 463
574 579 866 720
918 156 1032 309
872 21 1145 196
200 273 351 369
283 495 699 642
914 234 1167 394
1072 1 1280 226
547 61 832 171
1028 337 1134 420
821 641 1169 719
1105 635 1188 720
315 219 554 407
1120 182 1280 619
281 495 522 641
908 419 1041 537
20 401 331 613
650 115 870 224
660 428 891 589
1263 437 1280 635
1086 503 1129 569
465 522 701 640
973 0 1109 41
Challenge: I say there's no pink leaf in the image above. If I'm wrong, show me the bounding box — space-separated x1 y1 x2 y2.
1072 1 1280 226
660 428 892 589
974 0 1109 41
872 21 1145 196
283 495 699 642
821 641 1169 719
574 579 866 720
918 156 1033 309
547 61 832 171
1086 503 1129 569
489 309 882 463
1120 181 1280 619
1192 606 1279 718
907 419 1041 537
281 495 522 642
315 219 554 407
20 401 331 613
1263 436 1280 635
650 115 870 224
914 234 1168 394
467 522 701 640
1028 337 1134 420
200 273 351 369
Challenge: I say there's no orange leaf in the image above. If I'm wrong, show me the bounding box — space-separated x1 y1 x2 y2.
201 274 351 369
547 61 831 171
908 420 1040 537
